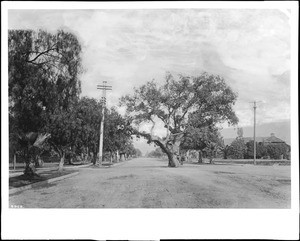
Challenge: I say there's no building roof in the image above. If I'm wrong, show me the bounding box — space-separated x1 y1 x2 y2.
224 133 286 146
223 137 264 146
264 135 285 143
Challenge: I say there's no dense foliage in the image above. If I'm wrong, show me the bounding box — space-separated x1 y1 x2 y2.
227 138 247 159
9 29 83 172
224 140 290 160
120 72 238 167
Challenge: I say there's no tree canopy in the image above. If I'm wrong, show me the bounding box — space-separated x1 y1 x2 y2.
9 29 83 134
9 29 83 171
120 72 238 167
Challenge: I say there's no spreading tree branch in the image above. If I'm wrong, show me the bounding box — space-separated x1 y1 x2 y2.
27 44 57 63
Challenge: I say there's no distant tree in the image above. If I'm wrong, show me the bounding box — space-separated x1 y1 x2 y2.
148 147 165 158
120 72 238 167
237 127 244 138
73 97 102 163
135 148 143 157
104 107 133 162
220 145 230 159
245 141 268 159
122 142 136 159
266 143 289 159
227 138 247 159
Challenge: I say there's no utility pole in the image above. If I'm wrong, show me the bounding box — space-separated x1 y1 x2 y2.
253 101 257 165
97 81 112 165
250 100 262 165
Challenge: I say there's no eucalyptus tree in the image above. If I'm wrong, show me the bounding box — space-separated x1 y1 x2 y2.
120 72 238 167
9 29 83 172
9 29 83 129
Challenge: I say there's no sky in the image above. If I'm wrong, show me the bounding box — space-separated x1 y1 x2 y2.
7 7 292 153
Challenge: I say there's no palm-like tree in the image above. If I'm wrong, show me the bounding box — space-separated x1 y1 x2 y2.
17 132 51 177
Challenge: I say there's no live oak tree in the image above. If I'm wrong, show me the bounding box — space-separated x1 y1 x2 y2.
120 72 238 167
9 29 83 172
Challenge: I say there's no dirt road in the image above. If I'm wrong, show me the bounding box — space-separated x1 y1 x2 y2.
9 158 291 208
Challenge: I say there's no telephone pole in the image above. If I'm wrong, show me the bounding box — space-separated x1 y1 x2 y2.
97 81 112 165
250 100 262 165
253 101 257 165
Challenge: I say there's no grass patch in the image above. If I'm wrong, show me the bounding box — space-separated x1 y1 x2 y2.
9 170 76 189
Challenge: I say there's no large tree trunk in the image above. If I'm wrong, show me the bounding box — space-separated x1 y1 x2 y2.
69 155 73 165
92 152 97 165
223 146 228 159
136 130 182 167
69 146 75 165
166 152 180 167
58 153 65 171
209 149 214 164
115 150 119 163
186 150 190 162
154 140 181 167
120 153 125 162
198 150 203 163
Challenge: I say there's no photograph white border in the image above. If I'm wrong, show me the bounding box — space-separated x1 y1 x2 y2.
1 1 299 240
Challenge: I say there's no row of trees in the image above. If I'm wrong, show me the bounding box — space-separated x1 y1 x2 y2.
9 29 246 170
9 29 138 175
225 138 290 160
